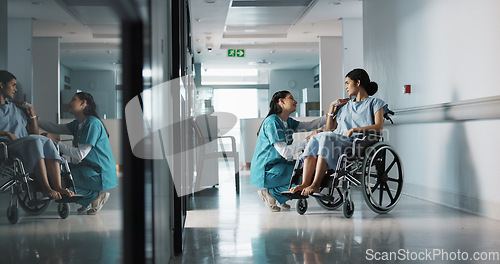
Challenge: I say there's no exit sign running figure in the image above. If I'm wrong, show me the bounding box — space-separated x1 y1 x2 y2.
227 49 245 57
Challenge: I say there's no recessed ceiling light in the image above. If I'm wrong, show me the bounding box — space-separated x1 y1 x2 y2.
328 1 341 5
195 18 201 22
31 1 45 5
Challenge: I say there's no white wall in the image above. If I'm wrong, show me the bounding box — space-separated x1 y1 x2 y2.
32 37 60 123
8 19 32 102
269 69 313 116
342 18 364 86
364 0 500 220
319 37 343 114
0 0 6 70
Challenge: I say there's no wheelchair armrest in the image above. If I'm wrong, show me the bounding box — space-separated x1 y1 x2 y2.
351 131 383 156
0 142 8 160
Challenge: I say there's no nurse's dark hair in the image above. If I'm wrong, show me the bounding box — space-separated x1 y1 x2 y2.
346 68 378 96
257 90 291 136
75 92 109 137
0 70 16 88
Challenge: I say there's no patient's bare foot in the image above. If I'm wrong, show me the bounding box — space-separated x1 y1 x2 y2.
55 188 74 197
290 184 308 194
44 189 62 200
301 185 320 196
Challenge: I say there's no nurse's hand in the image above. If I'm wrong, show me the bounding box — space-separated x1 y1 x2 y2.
306 130 323 140
42 132 59 143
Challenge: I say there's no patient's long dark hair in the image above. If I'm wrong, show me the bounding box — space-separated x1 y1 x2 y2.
0 71 16 86
75 92 109 137
346 68 378 96
257 90 290 136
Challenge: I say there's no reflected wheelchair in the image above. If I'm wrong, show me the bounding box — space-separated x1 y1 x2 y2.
282 111 403 218
0 142 82 224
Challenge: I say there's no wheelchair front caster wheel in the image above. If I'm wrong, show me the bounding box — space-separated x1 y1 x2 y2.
7 205 19 224
296 199 308 215
343 199 355 218
58 203 70 219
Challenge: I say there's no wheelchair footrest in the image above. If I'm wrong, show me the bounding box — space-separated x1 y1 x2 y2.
27 197 51 207
281 191 308 200
310 192 334 203
55 194 84 203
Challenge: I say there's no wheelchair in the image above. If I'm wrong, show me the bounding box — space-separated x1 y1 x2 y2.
0 141 82 224
282 113 403 218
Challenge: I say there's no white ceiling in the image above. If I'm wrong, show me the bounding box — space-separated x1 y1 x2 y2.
191 0 362 70
6 0 362 71
7 0 121 71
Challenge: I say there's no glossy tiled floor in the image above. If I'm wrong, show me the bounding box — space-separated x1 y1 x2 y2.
0 177 122 264
173 163 500 264
2 166 500 264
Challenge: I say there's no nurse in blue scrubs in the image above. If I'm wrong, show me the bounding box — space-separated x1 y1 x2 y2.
40 92 117 215
250 90 326 212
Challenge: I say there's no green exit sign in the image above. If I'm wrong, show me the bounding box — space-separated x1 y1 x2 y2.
227 49 245 57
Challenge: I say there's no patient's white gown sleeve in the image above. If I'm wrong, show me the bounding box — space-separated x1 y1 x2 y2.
58 142 92 163
273 140 307 161
38 119 72 135
295 116 327 131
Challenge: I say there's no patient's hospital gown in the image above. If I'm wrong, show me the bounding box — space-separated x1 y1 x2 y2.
303 97 387 169
0 102 61 173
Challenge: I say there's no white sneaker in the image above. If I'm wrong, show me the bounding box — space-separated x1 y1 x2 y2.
77 205 90 214
257 189 280 212
87 192 110 215
279 202 291 210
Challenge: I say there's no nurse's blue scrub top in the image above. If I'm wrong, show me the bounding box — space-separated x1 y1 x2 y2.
67 116 117 191
250 114 300 188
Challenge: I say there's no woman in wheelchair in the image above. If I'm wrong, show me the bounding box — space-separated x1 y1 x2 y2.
289 69 387 196
0 70 74 200
38 92 117 215
250 90 326 212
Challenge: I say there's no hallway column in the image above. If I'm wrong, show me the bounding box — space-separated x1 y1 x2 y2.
8 19 33 102
319 36 343 114
32 37 60 123
342 18 364 77
0 0 7 70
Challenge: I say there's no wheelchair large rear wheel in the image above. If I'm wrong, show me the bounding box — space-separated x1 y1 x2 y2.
17 180 51 215
316 187 343 210
361 143 403 214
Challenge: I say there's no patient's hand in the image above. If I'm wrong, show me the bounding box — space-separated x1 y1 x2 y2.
306 130 323 140
343 129 354 138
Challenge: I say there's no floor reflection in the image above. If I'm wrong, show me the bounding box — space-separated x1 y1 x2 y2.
175 165 500 264
0 181 122 264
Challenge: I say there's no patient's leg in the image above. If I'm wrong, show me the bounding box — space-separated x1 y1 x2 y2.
301 155 328 196
45 159 74 197
290 155 317 194
35 159 61 200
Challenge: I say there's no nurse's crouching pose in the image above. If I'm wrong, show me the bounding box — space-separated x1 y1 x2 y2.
250 90 326 212
40 92 117 215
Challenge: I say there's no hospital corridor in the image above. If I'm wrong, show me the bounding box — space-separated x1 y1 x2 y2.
1 0 500 263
